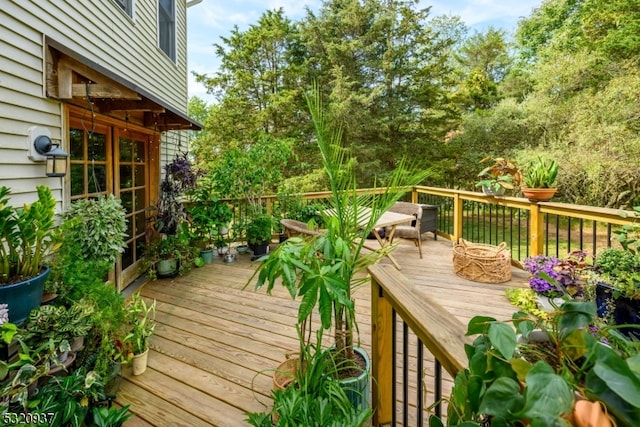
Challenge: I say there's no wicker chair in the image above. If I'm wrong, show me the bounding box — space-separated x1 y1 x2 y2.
387 201 424 258
280 219 321 238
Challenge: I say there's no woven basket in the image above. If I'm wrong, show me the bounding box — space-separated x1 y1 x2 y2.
453 239 511 283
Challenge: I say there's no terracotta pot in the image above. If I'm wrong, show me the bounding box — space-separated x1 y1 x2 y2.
273 357 300 390
522 187 557 202
569 399 614 427
132 349 149 376
48 351 77 376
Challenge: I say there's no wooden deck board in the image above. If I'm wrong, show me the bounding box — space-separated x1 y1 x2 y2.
118 237 525 426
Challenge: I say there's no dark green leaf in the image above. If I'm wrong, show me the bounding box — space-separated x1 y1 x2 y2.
478 377 523 417
466 316 496 336
488 322 517 359
516 362 573 419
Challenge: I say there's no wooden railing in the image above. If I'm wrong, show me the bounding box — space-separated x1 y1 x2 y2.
229 186 637 262
222 187 637 425
411 186 636 261
369 264 469 427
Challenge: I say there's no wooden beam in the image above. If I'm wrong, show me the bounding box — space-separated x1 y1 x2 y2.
71 83 141 100
58 56 140 100
94 99 162 112
58 61 73 99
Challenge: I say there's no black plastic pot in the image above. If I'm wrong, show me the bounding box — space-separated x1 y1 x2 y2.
249 242 270 261
595 282 640 338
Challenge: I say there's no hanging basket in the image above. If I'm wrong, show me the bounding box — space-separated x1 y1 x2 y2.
453 239 511 283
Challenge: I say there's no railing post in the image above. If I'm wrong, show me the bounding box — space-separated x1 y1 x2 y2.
453 192 463 242
529 203 543 256
372 276 394 426
410 187 418 204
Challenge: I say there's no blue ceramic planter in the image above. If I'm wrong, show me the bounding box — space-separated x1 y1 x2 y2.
0 267 49 325
338 347 371 412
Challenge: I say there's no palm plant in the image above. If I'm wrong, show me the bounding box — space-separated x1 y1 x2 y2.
250 83 431 368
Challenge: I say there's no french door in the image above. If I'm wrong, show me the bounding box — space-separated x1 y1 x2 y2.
68 109 159 291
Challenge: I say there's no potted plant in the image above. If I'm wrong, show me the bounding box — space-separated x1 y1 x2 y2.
124 292 156 376
521 250 592 311
0 186 58 325
521 156 559 201
140 227 195 279
475 157 521 196
187 176 233 263
90 404 133 427
232 218 249 254
246 213 275 260
21 299 94 364
150 153 202 236
248 84 431 414
59 195 128 268
429 302 640 427
246 330 372 426
30 367 109 426
49 194 128 299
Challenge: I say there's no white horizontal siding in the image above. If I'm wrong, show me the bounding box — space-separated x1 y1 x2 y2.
1 186 65 217
0 10 64 204
0 0 192 207
1 0 189 112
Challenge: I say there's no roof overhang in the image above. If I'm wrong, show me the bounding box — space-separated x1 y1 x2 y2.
45 37 202 131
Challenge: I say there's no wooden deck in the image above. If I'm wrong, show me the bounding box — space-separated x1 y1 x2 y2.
116 237 528 426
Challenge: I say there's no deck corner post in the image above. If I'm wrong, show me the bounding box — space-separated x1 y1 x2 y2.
529 204 543 256
453 193 463 242
371 275 394 427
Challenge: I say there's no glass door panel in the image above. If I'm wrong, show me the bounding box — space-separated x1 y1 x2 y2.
116 132 150 289
68 124 112 200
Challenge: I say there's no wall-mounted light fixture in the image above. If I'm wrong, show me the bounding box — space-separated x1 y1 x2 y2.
28 127 68 178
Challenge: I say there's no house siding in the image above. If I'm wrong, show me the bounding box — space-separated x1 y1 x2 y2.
0 0 191 207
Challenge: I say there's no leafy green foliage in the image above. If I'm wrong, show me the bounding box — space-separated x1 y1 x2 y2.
139 226 197 280
31 368 106 427
522 157 559 188
187 176 233 249
60 195 127 265
245 331 371 426
90 404 133 427
433 302 640 426
246 214 275 245
0 185 58 283
124 293 156 354
208 133 293 210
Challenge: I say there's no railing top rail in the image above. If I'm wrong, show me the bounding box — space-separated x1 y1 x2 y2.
369 263 470 377
415 186 637 224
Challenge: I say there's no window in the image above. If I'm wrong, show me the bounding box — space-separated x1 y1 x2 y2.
158 0 176 62
114 0 133 17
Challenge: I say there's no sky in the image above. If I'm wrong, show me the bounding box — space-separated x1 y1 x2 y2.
186 0 543 103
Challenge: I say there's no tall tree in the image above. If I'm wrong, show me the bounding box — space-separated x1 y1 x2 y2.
192 9 307 169
453 28 513 111
301 0 463 184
